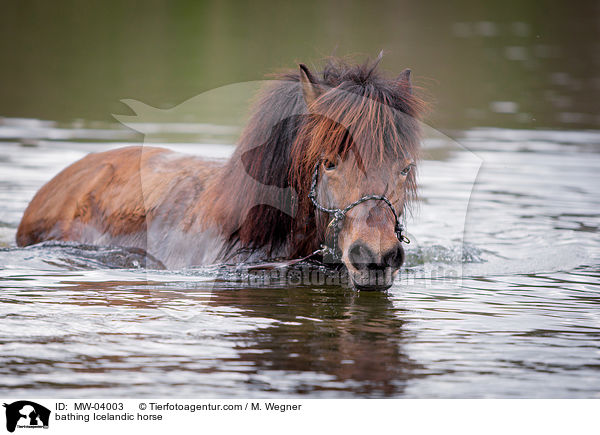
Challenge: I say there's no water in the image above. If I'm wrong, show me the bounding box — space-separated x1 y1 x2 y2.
0 0 599 398
0 1 599 131
1 119 598 398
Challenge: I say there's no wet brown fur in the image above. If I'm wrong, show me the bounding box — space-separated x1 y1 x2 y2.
17 147 220 248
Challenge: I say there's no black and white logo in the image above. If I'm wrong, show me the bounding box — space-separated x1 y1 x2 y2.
3 401 50 433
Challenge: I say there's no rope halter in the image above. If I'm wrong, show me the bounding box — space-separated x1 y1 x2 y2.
307 161 410 262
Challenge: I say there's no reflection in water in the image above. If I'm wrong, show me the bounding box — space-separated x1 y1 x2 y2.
209 286 422 396
1 274 425 397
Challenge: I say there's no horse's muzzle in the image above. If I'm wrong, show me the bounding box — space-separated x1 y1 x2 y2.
345 242 404 290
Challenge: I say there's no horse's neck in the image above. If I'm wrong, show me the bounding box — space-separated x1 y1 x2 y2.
196 155 301 260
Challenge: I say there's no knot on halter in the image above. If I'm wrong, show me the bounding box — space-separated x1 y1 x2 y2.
308 161 410 262
333 210 345 222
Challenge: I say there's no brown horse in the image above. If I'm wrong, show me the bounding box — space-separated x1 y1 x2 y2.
16 57 424 290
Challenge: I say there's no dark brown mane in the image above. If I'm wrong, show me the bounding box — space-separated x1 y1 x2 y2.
203 57 425 260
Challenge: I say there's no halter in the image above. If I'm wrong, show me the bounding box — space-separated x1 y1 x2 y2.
307 161 410 262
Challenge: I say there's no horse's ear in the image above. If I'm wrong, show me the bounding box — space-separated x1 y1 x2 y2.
398 68 412 94
299 64 322 107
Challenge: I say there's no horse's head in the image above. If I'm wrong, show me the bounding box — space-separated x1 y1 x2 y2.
310 150 413 290
291 60 423 290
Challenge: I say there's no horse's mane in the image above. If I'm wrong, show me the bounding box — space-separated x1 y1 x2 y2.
203 56 425 260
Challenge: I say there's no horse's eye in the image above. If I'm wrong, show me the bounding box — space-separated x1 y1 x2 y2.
400 164 413 176
323 160 337 171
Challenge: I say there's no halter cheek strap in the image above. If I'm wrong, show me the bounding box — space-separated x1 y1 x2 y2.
307 161 410 262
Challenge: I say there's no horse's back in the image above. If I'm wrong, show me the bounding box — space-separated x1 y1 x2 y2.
16 146 216 251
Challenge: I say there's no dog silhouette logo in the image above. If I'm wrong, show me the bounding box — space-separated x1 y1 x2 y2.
3 401 50 433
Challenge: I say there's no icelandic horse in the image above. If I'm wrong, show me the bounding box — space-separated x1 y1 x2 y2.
17 57 424 290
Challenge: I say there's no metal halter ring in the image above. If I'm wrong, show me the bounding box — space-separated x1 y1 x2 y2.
307 161 410 261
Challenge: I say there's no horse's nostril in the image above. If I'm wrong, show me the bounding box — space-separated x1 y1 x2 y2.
383 245 404 270
349 243 375 271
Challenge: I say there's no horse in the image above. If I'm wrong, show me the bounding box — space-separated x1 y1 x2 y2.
16 57 424 290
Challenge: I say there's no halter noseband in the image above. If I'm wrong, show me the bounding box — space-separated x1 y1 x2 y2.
308 161 410 262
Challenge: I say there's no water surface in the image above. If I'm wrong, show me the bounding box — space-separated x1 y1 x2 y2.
1 119 598 398
1 0 599 398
